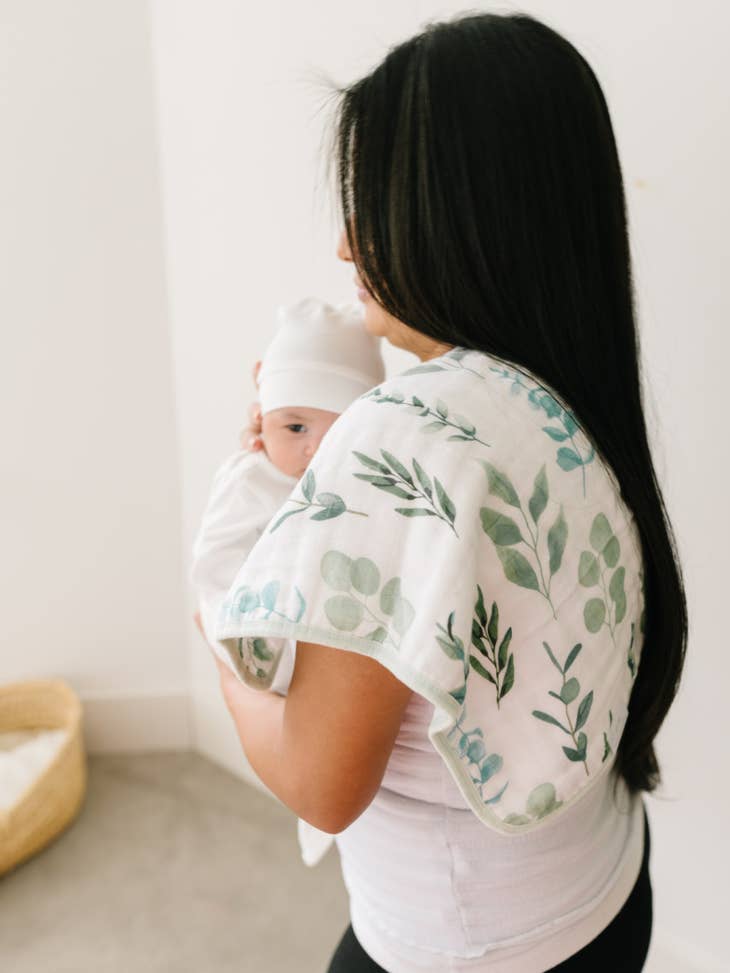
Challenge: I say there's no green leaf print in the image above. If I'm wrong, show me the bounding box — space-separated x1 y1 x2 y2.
547 506 568 575
528 466 549 524
353 450 459 535
578 551 600 587
495 547 540 592
482 462 521 508
479 461 564 618
361 388 491 447
319 550 415 650
564 642 583 672
351 557 380 596
310 493 346 521
578 513 631 647
269 469 367 533
380 577 401 615
434 477 457 525
439 587 517 709
302 470 315 502
584 598 606 633
321 551 353 591
489 364 595 498
543 427 569 442
533 711 570 734
351 450 391 475
590 513 613 552
575 691 594 732
504 782 563 827
603 536 620 568
557 447 583 471
232 582 306 625
324 595 363 631
412 458 433 499
445 706 507 806
532 641 592 776
480 508 523 545
381 450 415 488
260 580 280 613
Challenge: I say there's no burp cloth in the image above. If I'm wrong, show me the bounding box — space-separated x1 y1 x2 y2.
216 347 645 834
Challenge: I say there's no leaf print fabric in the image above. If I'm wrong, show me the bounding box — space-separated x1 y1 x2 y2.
216 346 645 835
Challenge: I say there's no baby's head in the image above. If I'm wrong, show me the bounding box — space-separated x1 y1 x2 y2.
257 298 385 479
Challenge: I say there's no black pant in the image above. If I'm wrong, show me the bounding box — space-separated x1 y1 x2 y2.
327 806 652 972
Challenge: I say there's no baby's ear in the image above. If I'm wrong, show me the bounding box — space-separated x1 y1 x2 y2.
252 359 262 388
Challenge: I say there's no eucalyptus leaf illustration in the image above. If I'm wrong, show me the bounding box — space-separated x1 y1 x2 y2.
319 549 415 650
532 641 593 776
445 705 508 806
232 581 306 625
353 450 459 535
578 512 631 646
503 782 563 826
269 469 367 533
228 581 307 682
489 365 595 498
361 387 491 446
479 461 566 617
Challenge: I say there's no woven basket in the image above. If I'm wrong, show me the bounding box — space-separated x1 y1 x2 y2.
0 679 87 877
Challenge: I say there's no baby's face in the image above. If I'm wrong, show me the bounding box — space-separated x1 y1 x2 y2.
261 406 340 479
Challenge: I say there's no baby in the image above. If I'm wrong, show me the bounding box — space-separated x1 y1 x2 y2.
191 297 385 691
191 298 384 867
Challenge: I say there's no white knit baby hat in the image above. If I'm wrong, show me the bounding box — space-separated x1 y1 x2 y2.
258 297 386 415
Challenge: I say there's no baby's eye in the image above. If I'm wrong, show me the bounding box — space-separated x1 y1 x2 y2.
286 424 306 434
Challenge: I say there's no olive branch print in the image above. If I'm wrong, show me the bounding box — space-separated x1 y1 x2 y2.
503 782 563 826
269 468 366 533
319 550 415 651
578 513 628 646
362 387 490 447
489 365 595 498
434 588 515 709
532 641 593 776
469 587 514 708
479 461 567 619
352 450 458 535
445 706 508 806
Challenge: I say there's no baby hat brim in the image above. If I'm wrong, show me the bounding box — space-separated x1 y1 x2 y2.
258 298 385 415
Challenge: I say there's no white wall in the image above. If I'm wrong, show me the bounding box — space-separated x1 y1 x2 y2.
150 1 729 969
2 0 725 966
0 0 190 747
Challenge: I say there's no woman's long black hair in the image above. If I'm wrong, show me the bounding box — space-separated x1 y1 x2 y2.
330 11 687 796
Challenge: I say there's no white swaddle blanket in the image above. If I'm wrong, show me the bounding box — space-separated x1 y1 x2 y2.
217 346 645 834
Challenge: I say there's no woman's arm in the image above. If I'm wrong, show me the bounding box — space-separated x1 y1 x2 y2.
214 640 413 833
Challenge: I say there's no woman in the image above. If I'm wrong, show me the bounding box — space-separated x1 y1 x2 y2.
216 12 687 972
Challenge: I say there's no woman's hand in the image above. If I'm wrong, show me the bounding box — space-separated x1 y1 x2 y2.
240 360 265 452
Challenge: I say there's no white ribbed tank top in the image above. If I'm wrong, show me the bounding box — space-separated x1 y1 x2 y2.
334 689 645 973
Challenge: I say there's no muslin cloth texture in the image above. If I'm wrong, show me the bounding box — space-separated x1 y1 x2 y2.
217 346 645 834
